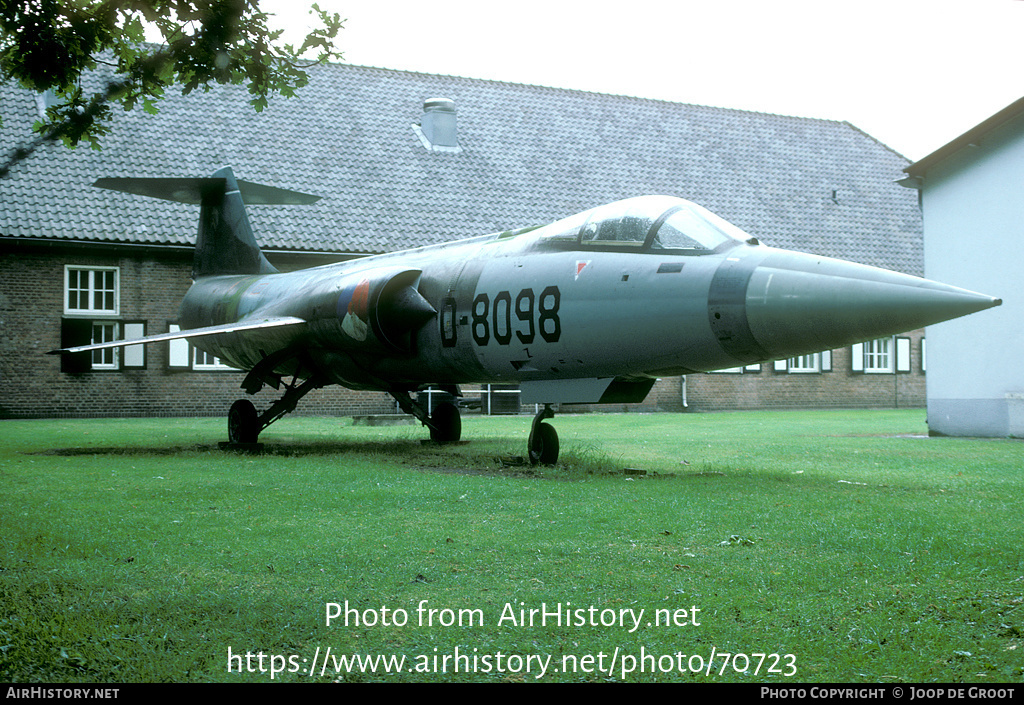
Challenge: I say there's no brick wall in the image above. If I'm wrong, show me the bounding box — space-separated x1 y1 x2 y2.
0 246 397 420
654 337 926 412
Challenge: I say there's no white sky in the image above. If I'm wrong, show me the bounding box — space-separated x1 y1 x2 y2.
260 0 1024 161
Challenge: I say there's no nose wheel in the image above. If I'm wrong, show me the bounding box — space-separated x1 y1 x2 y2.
528 405 559 465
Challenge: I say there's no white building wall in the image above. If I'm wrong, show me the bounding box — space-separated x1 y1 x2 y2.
921 114 1024 437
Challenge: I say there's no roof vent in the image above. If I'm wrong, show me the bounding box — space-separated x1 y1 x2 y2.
414 97 461 153
34 89 60 120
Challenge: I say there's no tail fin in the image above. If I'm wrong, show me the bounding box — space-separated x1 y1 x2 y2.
194 166 276 278
94 166 320 278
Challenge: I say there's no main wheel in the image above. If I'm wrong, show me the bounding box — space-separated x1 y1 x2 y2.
429 401 461 443
529 422 559 465
228 399 260 444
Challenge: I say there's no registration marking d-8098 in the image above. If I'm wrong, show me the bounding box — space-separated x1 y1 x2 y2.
471 286 560 347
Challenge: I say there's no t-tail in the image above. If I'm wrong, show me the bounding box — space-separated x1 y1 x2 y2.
49 168 318 357
93 165 319 278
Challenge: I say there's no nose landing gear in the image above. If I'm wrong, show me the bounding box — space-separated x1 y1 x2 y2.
528 404 559 465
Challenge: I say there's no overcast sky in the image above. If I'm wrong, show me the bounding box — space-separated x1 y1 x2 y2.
262 0 1023 161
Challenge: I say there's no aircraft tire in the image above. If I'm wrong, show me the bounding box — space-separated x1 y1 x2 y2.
429 402 461 443
529 422 559 465
228 399 260 444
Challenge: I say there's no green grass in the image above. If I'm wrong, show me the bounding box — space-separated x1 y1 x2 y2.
1 411 1022 682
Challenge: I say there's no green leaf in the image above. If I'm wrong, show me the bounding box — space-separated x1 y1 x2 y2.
0 0 344 157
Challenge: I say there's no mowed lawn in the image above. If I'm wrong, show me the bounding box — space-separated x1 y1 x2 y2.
1 410 1021 682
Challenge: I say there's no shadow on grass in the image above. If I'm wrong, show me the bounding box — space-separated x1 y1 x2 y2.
29 438 695 482
33 438 440 457
28 438 564 477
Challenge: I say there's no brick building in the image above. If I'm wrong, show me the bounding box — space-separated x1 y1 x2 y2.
0 61 924 420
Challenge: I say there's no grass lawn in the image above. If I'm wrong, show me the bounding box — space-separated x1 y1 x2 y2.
1 410 1022 682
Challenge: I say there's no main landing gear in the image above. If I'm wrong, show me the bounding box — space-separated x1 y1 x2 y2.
226 374 325 445
390 389 462 444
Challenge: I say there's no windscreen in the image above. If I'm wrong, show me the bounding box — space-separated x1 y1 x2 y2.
538 196 750 253
649 203 747 252
579 200 655 247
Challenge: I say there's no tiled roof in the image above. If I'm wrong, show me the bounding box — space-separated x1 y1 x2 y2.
1 62 922 274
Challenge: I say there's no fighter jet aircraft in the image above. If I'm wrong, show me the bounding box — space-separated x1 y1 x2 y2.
52 166 1001 464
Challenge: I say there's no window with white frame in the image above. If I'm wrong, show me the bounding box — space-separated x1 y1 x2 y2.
709 364 761 374
65 266 119 315
167 324 237 371
788 353 820 373
193 347 235 371
773 351 832 374
58 319 146 372
89 321 119 370
59 266 139 373
863 337 893 373
851 337 911 374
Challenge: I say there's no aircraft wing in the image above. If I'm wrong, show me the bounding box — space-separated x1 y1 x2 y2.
48 317 307 355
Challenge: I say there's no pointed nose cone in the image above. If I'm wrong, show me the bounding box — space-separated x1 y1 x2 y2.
743 250 1001 360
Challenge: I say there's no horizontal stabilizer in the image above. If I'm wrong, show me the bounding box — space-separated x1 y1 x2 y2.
48 316 306 355
93 177 320 205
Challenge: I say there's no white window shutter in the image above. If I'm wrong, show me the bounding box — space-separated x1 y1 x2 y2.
123 322 146 368
851 343 864 372
167 324 190 368
896 337 912 373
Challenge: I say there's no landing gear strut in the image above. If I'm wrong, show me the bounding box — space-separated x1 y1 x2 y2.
390 390 462 444
528 404 559 465
225 374 325 445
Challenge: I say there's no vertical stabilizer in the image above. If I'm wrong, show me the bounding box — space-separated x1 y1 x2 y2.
93 166 320 279
194 166 277 278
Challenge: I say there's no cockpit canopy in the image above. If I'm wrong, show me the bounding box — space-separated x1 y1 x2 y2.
538 195 755 254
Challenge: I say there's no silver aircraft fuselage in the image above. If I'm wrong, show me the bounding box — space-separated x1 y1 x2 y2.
178 195 999 401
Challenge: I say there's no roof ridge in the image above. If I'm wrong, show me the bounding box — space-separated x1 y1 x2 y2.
323 60 850 128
